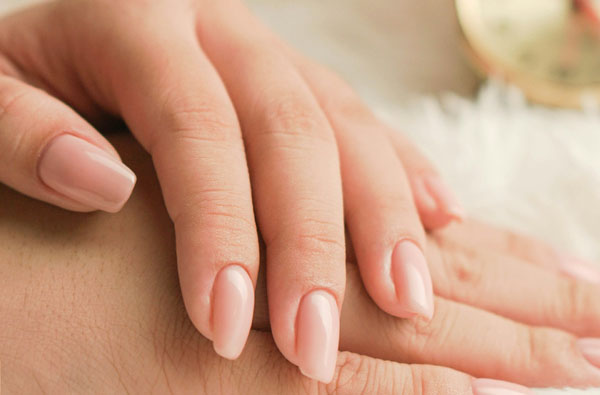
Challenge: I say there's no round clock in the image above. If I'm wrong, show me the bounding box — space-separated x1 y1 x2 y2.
456 0 600 108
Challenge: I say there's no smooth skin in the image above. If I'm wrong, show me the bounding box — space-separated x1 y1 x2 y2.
0 0 465 381
1 134 599 392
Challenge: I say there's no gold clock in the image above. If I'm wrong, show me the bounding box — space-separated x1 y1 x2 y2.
456 0 600 108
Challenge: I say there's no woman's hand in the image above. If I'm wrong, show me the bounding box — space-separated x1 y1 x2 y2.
0 0 463 381
2 135 597 392
0 135 526 395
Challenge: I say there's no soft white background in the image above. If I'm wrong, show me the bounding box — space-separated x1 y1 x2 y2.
2 0 600 393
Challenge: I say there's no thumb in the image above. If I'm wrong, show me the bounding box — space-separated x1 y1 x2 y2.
0 76 136 213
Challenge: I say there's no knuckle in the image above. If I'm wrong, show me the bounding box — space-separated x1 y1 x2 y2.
173 188 256 236
502 230 531 256
328 92 373 124
160 94 239 145
436 236 483 291
516 326 571 374
289 222 345 261
553 278 592 327
253 96 335 148
406 301 457 356
322 352 371 395
403 365 423 395
0 82 31 122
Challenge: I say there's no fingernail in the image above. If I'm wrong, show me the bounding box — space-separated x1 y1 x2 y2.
391 240 435 320
39 134 136 213
424 176 465 220
296 290 339 383
472 378 534 395
558 254 600 284
212 265 255 360
578 338 600 369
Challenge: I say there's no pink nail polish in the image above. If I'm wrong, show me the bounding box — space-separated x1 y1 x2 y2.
578 338 600 369
472 378 534 395
424 176 465 220
296 290 339 383
212 265 254 360
39 134 136 213
558 255 600 284
391 241 435 320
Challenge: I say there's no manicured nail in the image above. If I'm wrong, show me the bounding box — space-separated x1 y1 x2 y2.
578 338 600 369
296 290 339 383
391 240 434 320
424 176 465 220
558 255 600 284
39 134 136 213
472 378 534 395
212 265 254 360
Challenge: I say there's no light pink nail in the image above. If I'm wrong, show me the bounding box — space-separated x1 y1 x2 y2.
296 290 339 383
424 176 465 220
39 134 136 213
391 240 435 320
472 378 534 395
578 338 600 369
558 255 600 284
212 265 254 360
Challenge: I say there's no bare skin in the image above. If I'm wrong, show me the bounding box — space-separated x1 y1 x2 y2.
0 1 469 379
1 134 599 393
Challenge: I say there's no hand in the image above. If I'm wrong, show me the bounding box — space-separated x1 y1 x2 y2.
0 135 525 395
3 135 598 391
0 0 463 381
335 220 600 388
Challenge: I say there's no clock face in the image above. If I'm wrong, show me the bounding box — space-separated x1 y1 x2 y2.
456 0 600 86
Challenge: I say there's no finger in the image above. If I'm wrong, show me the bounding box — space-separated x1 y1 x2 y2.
198 4 345 383
106 22 258 359
0 75 135 213
220 332 528 395
386 129 466 228
440 220 600 284
426 232 600 337
339 265 600 387
284 49 465 230
289 56 436 320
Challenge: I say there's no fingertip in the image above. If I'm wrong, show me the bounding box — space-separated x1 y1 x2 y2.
390 240 435 320
296 289 340 383
38 134 137 213
413 175 465 230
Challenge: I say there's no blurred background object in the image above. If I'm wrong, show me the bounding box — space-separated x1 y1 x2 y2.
458 0 600 108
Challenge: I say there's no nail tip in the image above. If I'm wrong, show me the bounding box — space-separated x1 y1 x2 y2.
299 366 334 384
472 378 534 395
213 342 243 360
445 205 466 221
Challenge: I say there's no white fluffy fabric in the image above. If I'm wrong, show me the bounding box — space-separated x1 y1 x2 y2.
2 0 599 393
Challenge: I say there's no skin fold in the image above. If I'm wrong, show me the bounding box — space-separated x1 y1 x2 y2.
1 134 599 393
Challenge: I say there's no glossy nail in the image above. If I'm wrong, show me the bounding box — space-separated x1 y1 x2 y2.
212 265 254 360
578 338 600 369
424 176 465 220
39 134 136 213
296 290 339 383
472 378 534 395
558 255 600 284
391 240 434 320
